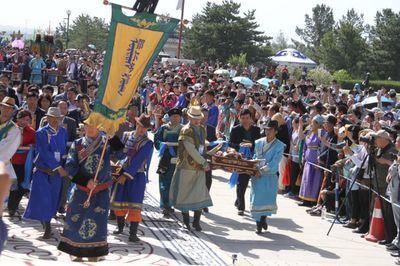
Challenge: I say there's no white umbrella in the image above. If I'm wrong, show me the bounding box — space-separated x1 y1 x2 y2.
270 48 317 68
361 96 393 108
214 69 230 77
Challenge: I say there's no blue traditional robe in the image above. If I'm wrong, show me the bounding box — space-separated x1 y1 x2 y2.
154 123 182 209
24 125 67 221
29 57 45 84
111 133 153 212
250 137 285 222
58 134 112 258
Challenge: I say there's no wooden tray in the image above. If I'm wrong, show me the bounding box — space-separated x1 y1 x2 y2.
210 155 259 176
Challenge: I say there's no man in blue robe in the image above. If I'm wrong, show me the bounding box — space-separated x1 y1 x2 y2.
154 108 182 217
24 107 68 239
111 114 153 242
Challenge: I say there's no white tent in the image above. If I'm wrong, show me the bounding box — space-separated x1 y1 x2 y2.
270 48 317 69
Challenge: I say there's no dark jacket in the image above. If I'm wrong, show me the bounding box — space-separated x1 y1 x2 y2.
319 130 338 168
229 124 261 152
67 109 82 127
277 124 290 156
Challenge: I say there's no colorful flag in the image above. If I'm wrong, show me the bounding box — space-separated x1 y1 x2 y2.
85 4 179 134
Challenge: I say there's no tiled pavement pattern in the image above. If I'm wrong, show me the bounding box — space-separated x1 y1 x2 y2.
1 193 230 265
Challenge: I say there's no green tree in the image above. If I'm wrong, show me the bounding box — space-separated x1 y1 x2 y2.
271 31 289 53
319 9 368 76
183 0 272 63
369 9 400 80
295 4 335 60
56 14 109 51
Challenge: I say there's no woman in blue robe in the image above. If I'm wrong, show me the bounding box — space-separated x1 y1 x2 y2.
251 120 285 234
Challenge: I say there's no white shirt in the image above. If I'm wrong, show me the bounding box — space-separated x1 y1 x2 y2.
0 122 22 180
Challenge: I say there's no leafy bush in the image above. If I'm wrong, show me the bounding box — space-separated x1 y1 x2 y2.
339 79 400 92
307 66 333 86
332 69 352 82
288 66 303 81
227 53 247 67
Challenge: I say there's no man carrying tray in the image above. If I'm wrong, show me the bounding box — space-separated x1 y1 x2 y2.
229 109 260 216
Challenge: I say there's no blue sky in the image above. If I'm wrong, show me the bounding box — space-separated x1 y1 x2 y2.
1 0 399 41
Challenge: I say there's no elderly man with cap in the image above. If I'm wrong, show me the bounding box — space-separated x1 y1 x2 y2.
24 107 68 239
111 114 154 242
154 108 183 217
251 120 285 234
371 129 398 246
169 105 213 231
0 97 22 182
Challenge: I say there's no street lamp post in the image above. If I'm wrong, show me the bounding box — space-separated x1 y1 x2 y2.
66 10 71 49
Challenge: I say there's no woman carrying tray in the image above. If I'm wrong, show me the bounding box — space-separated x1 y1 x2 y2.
251 120 285 234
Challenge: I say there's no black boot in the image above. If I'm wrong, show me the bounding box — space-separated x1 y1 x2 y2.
256 221 263 234
42 221 52 239
182 212 191 230
261 216 268 230
113 216 125 234
129 222 140 242
192 210 202 232
108 210 116 220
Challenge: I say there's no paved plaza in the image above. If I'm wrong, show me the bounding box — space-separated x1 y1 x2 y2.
0 146 395 265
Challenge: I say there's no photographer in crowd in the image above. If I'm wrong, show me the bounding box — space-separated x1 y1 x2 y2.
372 130 397 245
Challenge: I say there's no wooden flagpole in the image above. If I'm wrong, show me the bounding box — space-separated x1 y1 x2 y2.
177 0 185 59
83 136 109 208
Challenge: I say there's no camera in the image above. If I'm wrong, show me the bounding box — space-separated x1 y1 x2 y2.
389 152 398 161
359 135 375 145
302 114 309 122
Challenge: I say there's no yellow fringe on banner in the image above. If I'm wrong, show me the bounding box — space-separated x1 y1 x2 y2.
84 112 126 135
